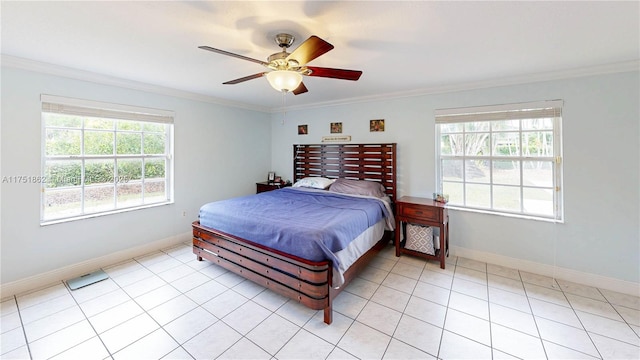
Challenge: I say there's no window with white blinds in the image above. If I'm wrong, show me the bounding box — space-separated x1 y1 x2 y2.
41 95 174 224
435 100 563 221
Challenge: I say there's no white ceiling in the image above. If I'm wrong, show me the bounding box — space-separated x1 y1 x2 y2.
2 1 638 111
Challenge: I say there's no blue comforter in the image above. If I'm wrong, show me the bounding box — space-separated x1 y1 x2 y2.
198 187 390 268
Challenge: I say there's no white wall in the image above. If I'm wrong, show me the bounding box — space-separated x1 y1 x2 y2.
270 71 640 286
2 66 637 293
1 67 271 284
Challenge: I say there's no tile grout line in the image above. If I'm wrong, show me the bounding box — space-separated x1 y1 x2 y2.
381 257 425 360
435 256 457 360
338 257 396 360
12 295 34 360
596 287 640 343
448 260 502 358
560 284 604 359
482 262 495 360
61 280 115 360
520 269 551 360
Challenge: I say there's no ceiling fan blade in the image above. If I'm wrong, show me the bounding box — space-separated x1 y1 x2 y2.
223 72 267 84
286 36 334 66
293 82 308 95
306 66 362 81
199 46 269 66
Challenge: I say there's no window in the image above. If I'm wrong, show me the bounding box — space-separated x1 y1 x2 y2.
41 95 174 224
435 100 563 221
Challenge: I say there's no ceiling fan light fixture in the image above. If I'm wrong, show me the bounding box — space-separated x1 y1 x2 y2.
266 70 302 92
199 34 360 96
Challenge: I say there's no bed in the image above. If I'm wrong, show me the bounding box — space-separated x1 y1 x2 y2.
192 143 396 324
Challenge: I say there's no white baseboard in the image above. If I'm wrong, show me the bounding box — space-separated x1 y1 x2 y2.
451 246 640 297
1 231 192 298
3 236 637 299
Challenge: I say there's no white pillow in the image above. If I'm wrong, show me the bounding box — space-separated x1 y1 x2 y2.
292 177 335 189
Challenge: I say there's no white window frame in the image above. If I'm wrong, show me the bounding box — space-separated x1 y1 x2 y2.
40 94 174 225
435 100 563 222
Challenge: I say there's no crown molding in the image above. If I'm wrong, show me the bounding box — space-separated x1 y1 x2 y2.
0 55 270 113
3 55 637 114
274 60 640 113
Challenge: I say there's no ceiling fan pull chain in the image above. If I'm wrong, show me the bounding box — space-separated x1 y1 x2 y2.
281 90 286 125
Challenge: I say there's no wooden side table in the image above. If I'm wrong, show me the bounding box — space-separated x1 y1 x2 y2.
256 181 290 194
395 196 449 269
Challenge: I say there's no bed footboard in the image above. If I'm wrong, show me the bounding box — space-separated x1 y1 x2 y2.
192 221 334 322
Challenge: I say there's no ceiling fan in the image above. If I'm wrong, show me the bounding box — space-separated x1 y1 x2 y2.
198 33 362 95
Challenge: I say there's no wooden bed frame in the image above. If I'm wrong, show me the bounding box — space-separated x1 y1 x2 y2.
192 143 397 324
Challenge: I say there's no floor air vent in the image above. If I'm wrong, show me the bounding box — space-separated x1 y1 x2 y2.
66 269 109 290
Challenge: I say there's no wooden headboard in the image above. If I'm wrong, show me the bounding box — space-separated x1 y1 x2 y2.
293 143 397 202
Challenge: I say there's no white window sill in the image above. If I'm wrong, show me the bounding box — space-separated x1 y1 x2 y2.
445 205 563 224
40 201 174 226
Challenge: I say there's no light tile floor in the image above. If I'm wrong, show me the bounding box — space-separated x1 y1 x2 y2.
2 242 639 359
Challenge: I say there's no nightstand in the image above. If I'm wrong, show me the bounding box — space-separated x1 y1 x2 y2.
256 181 290 193
395 196 449 269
